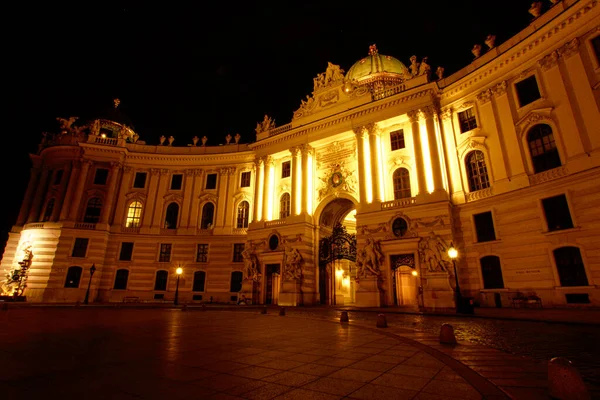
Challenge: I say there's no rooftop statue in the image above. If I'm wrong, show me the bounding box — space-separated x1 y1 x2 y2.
255 114 276 134
313 62 345 91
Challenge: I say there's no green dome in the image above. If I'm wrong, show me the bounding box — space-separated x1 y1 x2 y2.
346 44 409 82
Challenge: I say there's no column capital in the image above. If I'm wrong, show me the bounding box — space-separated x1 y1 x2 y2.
493 80 507 97
110 161 122 170
123 165 133 174
363 122 379 135
150 168 161 176
441 108 453 120
290 146 300 156
407 109 420 123
420 105 436 119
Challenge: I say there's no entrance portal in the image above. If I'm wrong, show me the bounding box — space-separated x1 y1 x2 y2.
390 254 419 307
265 264 280 305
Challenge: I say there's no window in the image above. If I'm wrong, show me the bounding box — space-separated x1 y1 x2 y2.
230 271 243 292
281 161 291 178
458 108 478 133
392 218 408 237
515 75 541 107
133 172 147 188
200 203 215 229
193 271 206 292
554 247 588 287
72 238 89 258
280 193 290 219
64 266 83 288
159 243 172 262
237 201 249 228
390 129 405 150
113 269 129 290
94 168 109 185
126 201 143 227
170 174 183 190
269 234 280 251
527 124 561 173
480 256 504 289
392 168 411 199
154 270 168 291
233 243 245 262
53 169 64 185
542 194 573 231
240 171 251 187
42 198 55 222
84 197 103 223
119 242 134 261
196 244 209 262
466 151 490 192
593 35 600 64
206 173 217 189
164 202 179 229
474 211 496 242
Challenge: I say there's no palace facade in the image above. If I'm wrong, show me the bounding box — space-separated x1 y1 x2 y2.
2 0 599 308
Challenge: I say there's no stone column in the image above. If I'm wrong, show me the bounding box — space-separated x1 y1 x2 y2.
353 127 368 204
58 161 79 221
67 160 92 221
408 110 428 196
17 163 42 225
150 169 170 229
252 158 262 222
27 165 51 223
100 161 122 224
111 166 134 228
52 162 72 221
262 156 273 221
366 123 382 202
290 147 299 216
422 106 444 192
300 146 311 214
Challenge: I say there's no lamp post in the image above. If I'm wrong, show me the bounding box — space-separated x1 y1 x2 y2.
83 264 96 305
447 243 462 313
174 267 183 305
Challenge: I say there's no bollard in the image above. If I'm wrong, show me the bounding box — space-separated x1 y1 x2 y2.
340 311 349 323
261 306 268 314
548 357 591 400
279 307 286 316
376 313 387 328
439 323 457 344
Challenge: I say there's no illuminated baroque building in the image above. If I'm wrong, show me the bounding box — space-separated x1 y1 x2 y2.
2 0 599 308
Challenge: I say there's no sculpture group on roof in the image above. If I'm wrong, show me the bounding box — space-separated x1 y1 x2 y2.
255 114 276 134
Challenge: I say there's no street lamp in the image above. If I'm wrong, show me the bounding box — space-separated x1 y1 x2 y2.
83 264 97 305
447 242 462 313
174 267 183 305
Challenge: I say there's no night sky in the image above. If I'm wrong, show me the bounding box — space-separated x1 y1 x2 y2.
3 0 537 252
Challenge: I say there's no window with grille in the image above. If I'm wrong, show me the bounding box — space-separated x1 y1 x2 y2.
392 168 411 199
466 151 490 192
126 201 143 227
240 171 251 187
72 238 89 258
233 243 245 262
390 130 405 150
527 124 561 173
281 161 291 178
196 244 209 262
458 108 478 133
280 193 290 219
84 197 103 223
119 242 134 261
237 201 249 228
159 243 172 262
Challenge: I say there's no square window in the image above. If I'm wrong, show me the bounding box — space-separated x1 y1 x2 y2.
72 238 89 258
473 211 496 242
53 169 64 185
390 130 405 151
542 194 573 231
94 168 109 185
206 173 217 190
171 174 183 190
233 243 245 262
515 75 541 107
119 242 134 261
240 171 251 187
133 172 147 188
458 108 478 133
159 243 172 262
281 161 291 178
196 244 209 262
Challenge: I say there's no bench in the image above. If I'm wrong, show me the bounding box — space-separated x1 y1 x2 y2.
122 296 140 303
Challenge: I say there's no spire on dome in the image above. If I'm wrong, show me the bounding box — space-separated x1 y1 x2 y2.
368 44 378 56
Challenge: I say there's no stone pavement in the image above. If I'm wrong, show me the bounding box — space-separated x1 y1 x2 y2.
0 305 599 400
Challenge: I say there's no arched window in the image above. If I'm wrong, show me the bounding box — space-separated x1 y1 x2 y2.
466 150 490 192
480 256 504 289
64 266 83 288
527 124 561 173
84 197 103 223
164 202 179 229
230 271 243 292
392 218 408 237
553 247 588 287
42 198 55 222
237 201 249 228
201 203 215 229
154 270 169 291
393 168 411 199
280 193 290 219
193 271 206 292
113 269 129 290
126 201 143 227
